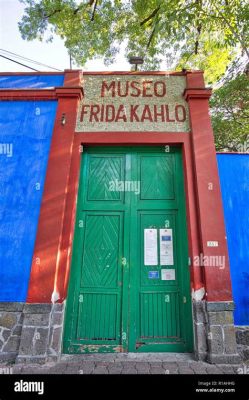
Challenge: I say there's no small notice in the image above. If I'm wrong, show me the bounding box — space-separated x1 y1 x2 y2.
207 241 219 247
149 271 159 279
144 229 158 266
160 229 174 265
161 269 175 281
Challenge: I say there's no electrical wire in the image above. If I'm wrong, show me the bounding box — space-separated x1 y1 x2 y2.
0 54 39 72
0 48 62 71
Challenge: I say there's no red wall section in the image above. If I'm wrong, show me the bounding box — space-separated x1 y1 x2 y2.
27 71 83 303
185 72 232 301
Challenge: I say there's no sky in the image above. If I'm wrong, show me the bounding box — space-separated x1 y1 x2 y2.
0 0 130 72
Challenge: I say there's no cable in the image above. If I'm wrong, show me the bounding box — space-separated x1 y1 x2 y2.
0 54 39 72
0 48 62 71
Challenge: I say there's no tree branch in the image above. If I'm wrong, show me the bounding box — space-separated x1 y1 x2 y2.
140 5 160 26
91 0 98 21
194 24 202 54
147 25 156 49
43 9 62 20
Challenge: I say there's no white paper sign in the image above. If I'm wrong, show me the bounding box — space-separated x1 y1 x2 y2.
144 229 158 266
161 269 176 281
160 229 174 265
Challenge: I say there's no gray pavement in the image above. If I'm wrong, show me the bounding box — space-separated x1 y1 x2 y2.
0 353 247 375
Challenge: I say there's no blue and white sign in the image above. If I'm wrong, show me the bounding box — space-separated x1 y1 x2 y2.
148 271 160 279
160 229 174 265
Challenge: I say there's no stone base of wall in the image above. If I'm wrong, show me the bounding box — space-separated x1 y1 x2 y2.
235 326 249 361
0 301 241 364
0 302 65 364
0 303 24 362
16 303 65 364
193 300 241 364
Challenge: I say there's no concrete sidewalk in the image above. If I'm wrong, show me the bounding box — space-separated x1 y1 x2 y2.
1 353 246 375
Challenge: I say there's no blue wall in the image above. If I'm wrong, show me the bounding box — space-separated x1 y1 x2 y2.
0 74 64 88
0 100 57 301
217 154 249 325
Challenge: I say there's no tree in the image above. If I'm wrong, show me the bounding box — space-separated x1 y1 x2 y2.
18 0 249 83
18 0 249 151
210 71 249 151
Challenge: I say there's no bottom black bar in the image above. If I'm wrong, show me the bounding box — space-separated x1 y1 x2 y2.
0 374 248 399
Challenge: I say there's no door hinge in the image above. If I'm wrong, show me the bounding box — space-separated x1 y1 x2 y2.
183 296 187 304
79 294 83 303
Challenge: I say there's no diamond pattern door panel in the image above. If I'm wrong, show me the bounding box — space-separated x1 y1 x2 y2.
80 214 120 287
74 212 123 345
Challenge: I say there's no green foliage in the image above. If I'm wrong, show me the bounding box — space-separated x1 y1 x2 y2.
18 0 249 79
210 73 249 151
18 0 249 151
176 39 235 85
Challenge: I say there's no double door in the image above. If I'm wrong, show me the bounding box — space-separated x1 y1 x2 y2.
63 146 193 353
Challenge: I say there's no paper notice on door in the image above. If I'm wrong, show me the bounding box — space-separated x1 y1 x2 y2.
160 229 174 265
144 229 158 266
161 269 175 280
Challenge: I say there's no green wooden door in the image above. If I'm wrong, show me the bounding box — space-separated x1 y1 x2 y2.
63 146 193 353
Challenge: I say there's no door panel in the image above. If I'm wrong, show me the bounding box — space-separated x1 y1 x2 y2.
139 291 181 338
63 146 193 353
80 214 121 288
76 292 118 340
71 211 123 348
140 213 177 288
63 150 129 353
129 148 192 352
140 155 175 200
86 155 125 202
